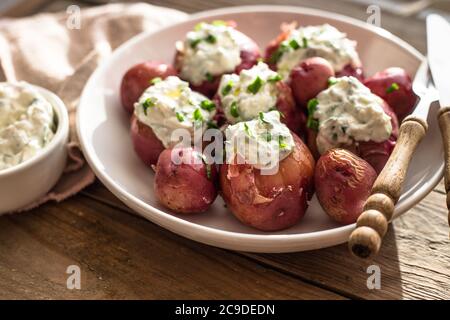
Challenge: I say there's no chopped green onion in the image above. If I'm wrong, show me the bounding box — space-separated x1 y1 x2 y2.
278 136 287 149
386 82 400 93
262 132 272 142
205 72 214 82
150 77 162 85
207 120 218 129
194 22 204 31
190 38 201 49
307 98 319 115
267 74 282 83
307 117 319 131
176 112 185 122
259 112 269 124
230 101 239 118
327 77 338 87
247 76 264 94
193 108 204 122
269 43 289 64
205 34 217 44
205 164 212 180
212 20 227 26
302 37 308 48
200 99 216 111
244 123 251 136
289 39 300 50
221 80 233 96
142 98 155 115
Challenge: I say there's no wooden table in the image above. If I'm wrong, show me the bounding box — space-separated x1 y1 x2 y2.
1 0 449 300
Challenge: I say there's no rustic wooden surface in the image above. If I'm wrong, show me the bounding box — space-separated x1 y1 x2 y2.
0 0 449 300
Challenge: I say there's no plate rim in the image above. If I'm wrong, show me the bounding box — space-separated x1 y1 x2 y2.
77 5 443 253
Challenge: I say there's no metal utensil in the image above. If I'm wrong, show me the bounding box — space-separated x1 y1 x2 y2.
427 14 450 228
348 58 438 259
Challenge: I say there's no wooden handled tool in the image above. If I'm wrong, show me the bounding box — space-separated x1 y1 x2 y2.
348 116 427 258
438 107 450 228
348 59 438 259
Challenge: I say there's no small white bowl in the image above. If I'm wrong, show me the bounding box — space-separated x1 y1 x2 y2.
0 84 69 214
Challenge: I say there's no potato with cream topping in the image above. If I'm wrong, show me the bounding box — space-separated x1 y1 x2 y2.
306 76 398 173
265 23 363 81
215 62 304 135
131 76 217 166
219 111 315 231
174 20 260 97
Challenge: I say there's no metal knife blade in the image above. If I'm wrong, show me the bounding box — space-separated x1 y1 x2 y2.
411 58 438 121
427 14 450 107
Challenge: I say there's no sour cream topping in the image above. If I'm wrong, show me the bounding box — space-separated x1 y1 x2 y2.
219 62 281 124
0 82 56 171
177 21 243 85
225 111 294 169
311 76 392 154
134 76 215 148
274 24 360 79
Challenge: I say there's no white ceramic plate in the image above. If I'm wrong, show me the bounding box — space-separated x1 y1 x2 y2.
77 5 444 253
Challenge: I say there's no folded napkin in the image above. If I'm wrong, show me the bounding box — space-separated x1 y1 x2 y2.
0 3 188 211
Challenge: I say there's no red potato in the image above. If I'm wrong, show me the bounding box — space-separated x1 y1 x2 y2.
120 61 177 114
154 147 218 214
220 133 315 231
307 100 399 173
315 148 377 225
336 64 364 81
289 57 335 107
174 23 260 98
130 115 165 166
364 67 416 121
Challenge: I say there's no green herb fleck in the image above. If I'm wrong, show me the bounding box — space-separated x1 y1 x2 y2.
307 98 319 115
190 38 202 49
262 132 272 142
302 37 308 48
176 112 185 122
289 39 300 50
269 43 289 64
247 76 264 94
194 22 204 31
193 108 204 122
244 123 251 136
207 120 218 129
230 101 239 118
205 164 212 180
200 99 216 111
386 82 400 93
267 74 282 83
212 20 227 26
221 80 233 96
259 112 269 124
327 77 338 87
205 34 217 44
205 72 214 83
307 118 319 131
278 136 287 149
150 77 162 85
142 98 155 115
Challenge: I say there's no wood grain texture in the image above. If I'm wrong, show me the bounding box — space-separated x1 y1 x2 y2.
81 183 450 300
438 107 450 227
0 193 344 299
349 116 428 258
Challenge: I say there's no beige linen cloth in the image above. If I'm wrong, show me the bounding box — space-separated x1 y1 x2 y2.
0 3 188 211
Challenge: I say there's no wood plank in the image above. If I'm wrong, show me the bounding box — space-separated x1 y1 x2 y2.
81 182 450 300
0 194 345 299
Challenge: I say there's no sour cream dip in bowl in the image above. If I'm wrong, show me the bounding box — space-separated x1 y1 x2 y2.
0 82 69 214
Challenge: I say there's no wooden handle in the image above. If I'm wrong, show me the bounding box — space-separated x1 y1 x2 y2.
438 106 450 228
348 115 428 259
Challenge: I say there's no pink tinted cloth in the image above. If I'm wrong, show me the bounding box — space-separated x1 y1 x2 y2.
0 3 187 211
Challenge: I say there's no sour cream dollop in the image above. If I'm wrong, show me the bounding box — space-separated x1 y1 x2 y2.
311 76 392 154
134 76 216 148
274 24 360 79
219 62 282 124
177 21 243 85
225 111 294 170
0 82 56 171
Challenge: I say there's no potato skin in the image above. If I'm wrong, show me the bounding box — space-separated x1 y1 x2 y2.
219 133 315 231
336 64 364 81
315 148 377 225
174 25 260 98
307 100 398 173
364 67 416 121
154 147 218 214
289 57 335 107
130 115 165 166
120 61 177 114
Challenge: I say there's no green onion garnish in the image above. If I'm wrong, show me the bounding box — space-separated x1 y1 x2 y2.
200 99 216 111
267 74 282 83
259 112 269 124
289 39 300 50
386 82 400 93
176 112 185 122
221 80 233 96
190 38 201 49
247 76 263 94
150 77 162 85
193 108 204 122
142 98 155 115
230 101 239 118
278 136 287 149
302 37 308 48
205 34 217 44
205 72 214 82
327 77 338 87
307 98 319 115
